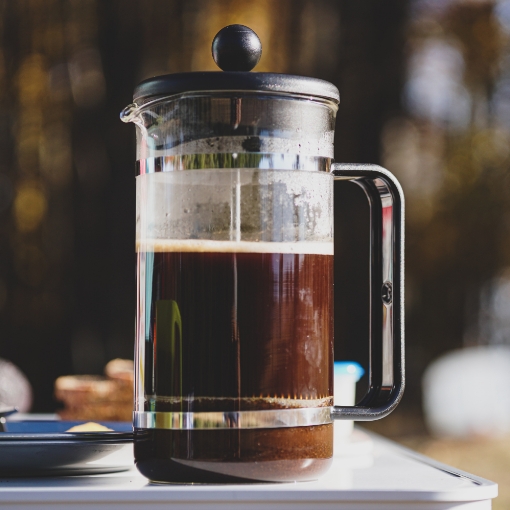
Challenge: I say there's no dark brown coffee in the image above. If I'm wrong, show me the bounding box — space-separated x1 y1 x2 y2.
135 425 333 483
135 240 334 482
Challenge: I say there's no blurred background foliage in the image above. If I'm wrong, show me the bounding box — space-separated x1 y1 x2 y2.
1 0 510 447
0 0 408 412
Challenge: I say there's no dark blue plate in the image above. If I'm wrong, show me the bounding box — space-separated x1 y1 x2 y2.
0 421 134 477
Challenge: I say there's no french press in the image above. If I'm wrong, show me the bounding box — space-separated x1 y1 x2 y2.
121 25 404 483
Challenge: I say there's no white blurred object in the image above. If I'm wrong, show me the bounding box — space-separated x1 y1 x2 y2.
423 346 510 438
334 362 364 440
0 358 33 412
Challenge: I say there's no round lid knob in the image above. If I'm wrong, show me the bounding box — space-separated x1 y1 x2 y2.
212 25 262 72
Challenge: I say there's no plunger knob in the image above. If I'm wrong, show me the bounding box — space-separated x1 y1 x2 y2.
212 25 262 72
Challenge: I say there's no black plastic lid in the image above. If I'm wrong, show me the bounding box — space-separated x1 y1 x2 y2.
133 25 339 103
134 71 339 103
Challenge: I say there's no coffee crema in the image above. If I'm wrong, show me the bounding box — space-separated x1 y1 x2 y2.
135 239 334 482
136 238 334 254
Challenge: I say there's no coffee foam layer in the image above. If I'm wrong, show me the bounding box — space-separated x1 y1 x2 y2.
136 239 333 255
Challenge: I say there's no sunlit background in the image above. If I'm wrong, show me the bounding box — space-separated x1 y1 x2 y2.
0 0 509 504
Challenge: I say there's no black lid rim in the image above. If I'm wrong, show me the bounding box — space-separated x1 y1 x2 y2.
133 71 340 103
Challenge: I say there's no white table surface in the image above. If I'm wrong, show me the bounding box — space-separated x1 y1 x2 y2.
0 425 498 510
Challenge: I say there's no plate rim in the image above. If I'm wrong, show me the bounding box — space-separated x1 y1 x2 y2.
1 420 134 442
0 432 134 442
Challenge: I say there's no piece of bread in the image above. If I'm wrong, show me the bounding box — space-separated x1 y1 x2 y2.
104 359 134 386
55 376 120 405
58 403 132 422
55 359 134 421
66 422 113 432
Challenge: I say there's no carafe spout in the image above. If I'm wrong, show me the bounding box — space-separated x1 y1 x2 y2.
120 103 140 124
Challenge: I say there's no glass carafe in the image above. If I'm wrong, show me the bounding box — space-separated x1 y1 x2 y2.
121 25 404 483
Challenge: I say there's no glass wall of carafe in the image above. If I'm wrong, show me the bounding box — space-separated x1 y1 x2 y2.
124 91 340 482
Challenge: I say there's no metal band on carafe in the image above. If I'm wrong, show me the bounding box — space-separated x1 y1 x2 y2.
135 153 331 175
133 408 332 430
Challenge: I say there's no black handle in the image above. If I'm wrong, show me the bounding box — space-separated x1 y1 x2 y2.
331 164 405 420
